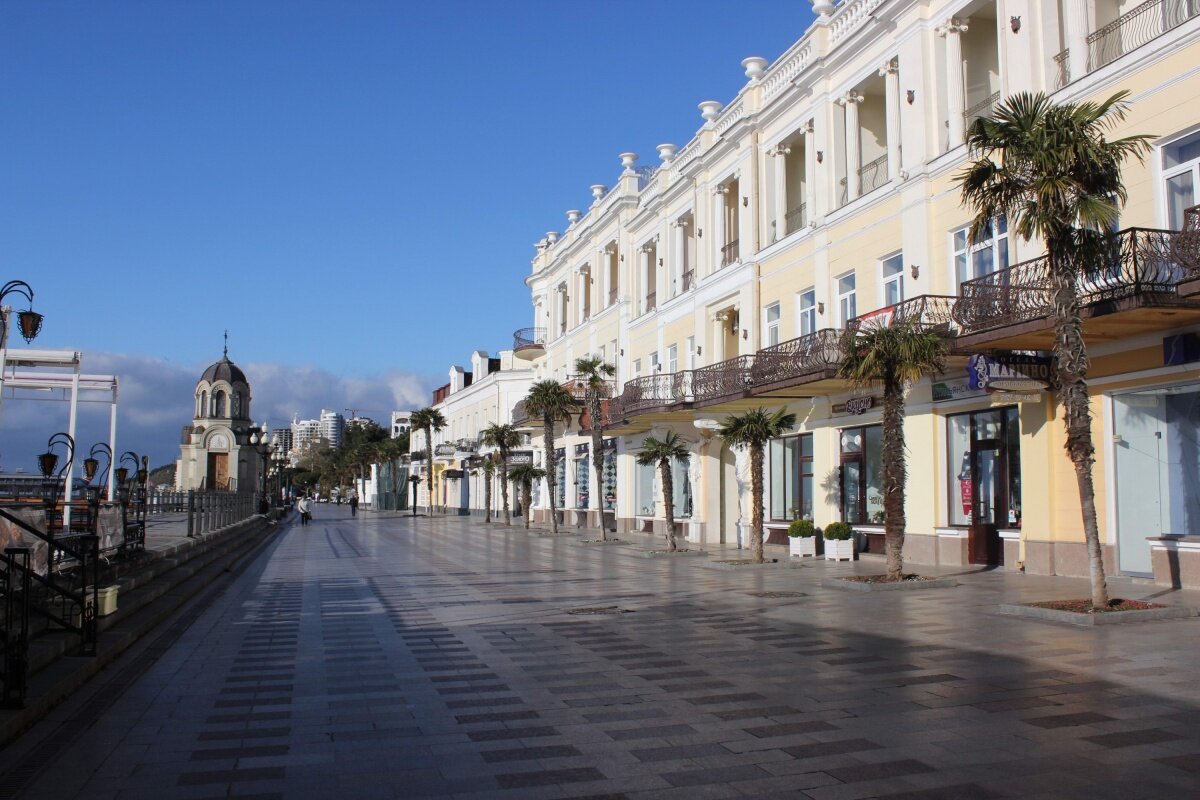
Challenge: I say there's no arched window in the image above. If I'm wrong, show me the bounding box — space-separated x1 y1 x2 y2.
213 390 226 418
232 391 242 417
199 391 207 418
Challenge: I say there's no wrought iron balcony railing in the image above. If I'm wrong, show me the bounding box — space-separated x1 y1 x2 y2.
692 355 756 405
749 329 843 390
721 239 740 267
785 203 807 235
963 91 1000 130
563 374 614 400
644 291 656 314
838 154 889 206
1173 205 1200 278
608 285 618 305
953 228 1182 335
611 373 690 419
513 327 546 351
434 444 456 457
1054 0 1198 88
847 294 959 333
681 269 695 293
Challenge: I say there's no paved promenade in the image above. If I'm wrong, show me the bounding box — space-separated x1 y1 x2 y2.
4 507 1200 799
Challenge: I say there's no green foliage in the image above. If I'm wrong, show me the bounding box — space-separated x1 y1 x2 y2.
524 380 578 422
839 320 947 390
823 522 853 541
506 464 545 486
716 407 797 448
635 431 690 466
481 423 520 452
788 519 816 538
342 419 388 449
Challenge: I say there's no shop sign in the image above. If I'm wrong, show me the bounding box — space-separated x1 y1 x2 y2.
833 396 875 415
989 391 1043 406
507 450 533 466
574 443 589 456
443 469 464 480
967 353 1052 391
932 378 985 402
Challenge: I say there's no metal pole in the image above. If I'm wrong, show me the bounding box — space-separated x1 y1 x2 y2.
107 381 118 502
0 305 10 420
63 368 80 531
187 490 195 537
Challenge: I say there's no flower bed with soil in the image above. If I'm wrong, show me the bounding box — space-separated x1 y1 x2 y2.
822 573 958 591
999 598 1197 626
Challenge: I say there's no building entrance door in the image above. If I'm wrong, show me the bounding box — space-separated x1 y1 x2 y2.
207 453 228 490
968 436 1006 565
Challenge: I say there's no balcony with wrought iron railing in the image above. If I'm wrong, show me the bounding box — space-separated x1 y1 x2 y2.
610 372 692 420
608 285 618 306
963 91 1000 130
434 443 457 458
1173 205 1200 296
847 294 960 334
953 227 1191 345
644 291 657 315
692 354 756 407
512 327 546 360
785 203 808 235
721 239 740 267
563 374 614 401
1054 0 1199 89
838 154 889 207
747 329 844 394
681 269 695 293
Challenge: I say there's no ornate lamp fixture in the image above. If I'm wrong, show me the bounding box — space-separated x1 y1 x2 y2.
0 281 43 344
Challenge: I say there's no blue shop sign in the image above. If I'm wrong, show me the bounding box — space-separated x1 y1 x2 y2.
967 354 1052 391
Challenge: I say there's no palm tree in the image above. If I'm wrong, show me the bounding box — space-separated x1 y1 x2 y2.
958 91 1151 608
635 432 691 553
507 465 545 531
481 454 496 523
839 320 947 581
574 356 616 540
717 408 797 564
410 407 446 514
523 380 578 534
481 422 521 526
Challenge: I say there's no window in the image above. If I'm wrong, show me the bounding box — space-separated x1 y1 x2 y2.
1164 131 1200 229
650 352 660 373
686 336 696 369
635 454 691 518
575 452 589 509
765 302 781 346
840 425 883 524
770 433 814 521
798 289 817 336
633 358 641 378
213 390 226 418
881 253 904 307
836 273 857 327
555 448 566 510
667 344 678 373
952 216 1009 288
601 445 617 511
947 408 1022 527
636 459 656 516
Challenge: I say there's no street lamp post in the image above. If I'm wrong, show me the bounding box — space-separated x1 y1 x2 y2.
115 451 144 551
249 423 271 514
83 443 112 536
0 280 45 420
38 432 74 537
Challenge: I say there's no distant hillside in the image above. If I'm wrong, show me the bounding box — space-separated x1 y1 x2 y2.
149 463 176 488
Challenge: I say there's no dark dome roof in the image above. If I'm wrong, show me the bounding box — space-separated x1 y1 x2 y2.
200 356 247 385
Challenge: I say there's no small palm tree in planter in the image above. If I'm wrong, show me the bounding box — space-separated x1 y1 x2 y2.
635 431 690 553
507 464 546 531
823 521 855 562
788 519 818 558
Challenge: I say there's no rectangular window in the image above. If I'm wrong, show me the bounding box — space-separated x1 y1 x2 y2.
840 425 883 524
953 216 1009 289
575 455 589 509
765 302 781 346
946 407 1022 527
555 448 566 510
667 344 678 373
635 459 656 516
650 352 660 373
686 336 695 369
632 358 641 378
1164 131 1200 229
881 253 904 307
769 433 814 521
798 289 817 336
672 457 692 519
601 447 617 511
837 273 857 327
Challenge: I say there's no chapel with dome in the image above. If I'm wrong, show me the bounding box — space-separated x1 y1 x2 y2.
174 344 267 492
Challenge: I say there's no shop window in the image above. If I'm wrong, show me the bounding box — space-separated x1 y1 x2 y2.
1164 130 1200 229
634 455 690 517
554 447 566 510
575 453 589 509
881 253 904 307
765 302 781 346
636 459 656 516
770 433 814 521
946 407 1022 528
798 289 817 336
952 216 1008 289
602 447 617 511
840 425 883 524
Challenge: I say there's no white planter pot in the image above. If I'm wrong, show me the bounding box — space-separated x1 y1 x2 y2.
789 537 818 558
825 538 855 561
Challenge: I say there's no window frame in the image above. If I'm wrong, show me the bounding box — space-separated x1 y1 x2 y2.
769 432 814 522
764 302 781 346
797 288 817 337
1162 129 1200 230
951 216 1009 291
836 273 857 328
881 252 904 308
839 424 883 524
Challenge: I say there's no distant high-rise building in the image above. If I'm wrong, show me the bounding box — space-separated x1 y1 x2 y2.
291 418 322 455
320 409 345 449
271 427 293 455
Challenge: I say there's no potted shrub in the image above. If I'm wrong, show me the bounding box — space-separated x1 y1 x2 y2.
788 519 818 558
824 521 855 562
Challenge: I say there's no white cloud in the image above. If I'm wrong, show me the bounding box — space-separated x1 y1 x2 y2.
0 351 433 472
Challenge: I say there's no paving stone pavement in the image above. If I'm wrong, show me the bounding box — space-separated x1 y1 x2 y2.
4 505 1200 799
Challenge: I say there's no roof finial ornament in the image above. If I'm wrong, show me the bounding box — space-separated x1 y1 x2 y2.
223 329 229 358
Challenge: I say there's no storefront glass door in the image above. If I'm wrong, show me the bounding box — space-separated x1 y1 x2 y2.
1114 385 1200 575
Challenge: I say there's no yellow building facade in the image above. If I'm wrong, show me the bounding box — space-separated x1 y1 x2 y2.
514 0 1200 586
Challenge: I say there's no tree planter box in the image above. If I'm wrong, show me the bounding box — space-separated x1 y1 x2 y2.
998 603 1198 626
824 538 854 561
822 576 958 592
790 537 818 558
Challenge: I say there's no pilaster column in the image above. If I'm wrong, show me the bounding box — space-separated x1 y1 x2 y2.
713 185 727 268
770 143 790 239
673 222 685 295
1063 0 1089 83
879 60 901 181
803 122 816 222
638 247 651 313
938 18 969 146
837 92 864 201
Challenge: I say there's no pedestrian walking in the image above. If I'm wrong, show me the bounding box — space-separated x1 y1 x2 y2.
297 495 312 526
349 493 359 517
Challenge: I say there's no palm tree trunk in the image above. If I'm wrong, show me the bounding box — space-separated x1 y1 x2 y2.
1051 245 1110 608
750 442 765 564
882 377 907 580
484 475 492 523
590 394 606 541
522 482 532 530
424 425 434 515
543 418 558 534
500 453 511 526
659 459 677 552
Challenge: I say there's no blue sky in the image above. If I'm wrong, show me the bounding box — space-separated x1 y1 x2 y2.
1 1 816 468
